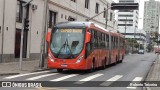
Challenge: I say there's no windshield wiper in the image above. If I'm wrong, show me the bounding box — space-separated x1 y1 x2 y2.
65 39 74 58
56 40 67 58
56 38 74 58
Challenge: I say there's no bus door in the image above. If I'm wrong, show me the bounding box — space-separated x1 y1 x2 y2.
118 36 120 61
108 32 112 64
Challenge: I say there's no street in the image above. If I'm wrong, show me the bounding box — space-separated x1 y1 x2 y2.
0 53 157 90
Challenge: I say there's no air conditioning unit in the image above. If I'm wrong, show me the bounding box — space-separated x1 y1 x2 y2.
32 5 37 10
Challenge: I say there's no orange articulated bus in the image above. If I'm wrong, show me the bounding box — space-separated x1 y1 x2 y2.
46 22 125 72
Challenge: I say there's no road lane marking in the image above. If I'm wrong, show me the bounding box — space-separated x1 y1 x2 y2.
106 75 123 81
4 71 50 79
50 74 78 81
126 77 143 89
75 73 103 84
79 74 104 81
26 73 59 80
36 87 68 90
100 75 123 86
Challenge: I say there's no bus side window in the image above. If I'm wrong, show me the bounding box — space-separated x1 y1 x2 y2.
97 32 100 48
111 36 113 49
99 32 102 48
104 34 106 48
116 37 118 48
102 33 105 48
106 34 109 49
93 30 97 49
90 29 94 50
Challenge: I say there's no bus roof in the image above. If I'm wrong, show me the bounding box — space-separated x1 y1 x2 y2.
54 21 110 32
54 21 94 28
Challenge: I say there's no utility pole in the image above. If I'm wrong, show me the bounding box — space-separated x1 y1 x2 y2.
19 0 33 70
132 26 136 53
40 0 48 68
124 17 127 38
86 6 112 21
105 4 109 29
138 29 141 50
157 15 159 56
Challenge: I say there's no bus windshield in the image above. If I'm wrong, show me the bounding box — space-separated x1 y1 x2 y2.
50 28 85 59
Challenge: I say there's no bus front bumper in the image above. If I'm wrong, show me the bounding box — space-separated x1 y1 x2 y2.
47 60 87 70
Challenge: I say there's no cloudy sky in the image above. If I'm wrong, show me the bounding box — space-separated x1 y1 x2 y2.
113 0 160 29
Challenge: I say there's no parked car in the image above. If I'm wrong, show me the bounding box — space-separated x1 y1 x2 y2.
138 49 144 54
155 49 160 54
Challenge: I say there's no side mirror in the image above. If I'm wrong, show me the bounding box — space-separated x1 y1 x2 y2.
85 32 91 43
46 32 51 43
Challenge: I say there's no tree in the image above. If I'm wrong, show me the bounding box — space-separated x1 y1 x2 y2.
147 44 153 52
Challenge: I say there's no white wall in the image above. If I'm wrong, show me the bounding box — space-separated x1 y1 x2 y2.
3 0 17 55
29 0 44 54
0 0 4 55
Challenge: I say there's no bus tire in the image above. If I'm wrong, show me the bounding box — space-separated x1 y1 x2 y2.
57 69 63 72
115 56 118 65
120 55 124 63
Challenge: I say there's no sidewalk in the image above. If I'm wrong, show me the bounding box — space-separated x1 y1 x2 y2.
144 55 160 90
0 59 48 76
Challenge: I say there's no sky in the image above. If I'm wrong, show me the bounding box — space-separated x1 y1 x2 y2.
113 0 160 29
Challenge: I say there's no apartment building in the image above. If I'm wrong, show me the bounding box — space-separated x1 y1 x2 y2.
143 0 160 36
117 0 139 39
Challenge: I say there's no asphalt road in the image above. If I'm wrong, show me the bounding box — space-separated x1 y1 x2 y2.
0 53 157 90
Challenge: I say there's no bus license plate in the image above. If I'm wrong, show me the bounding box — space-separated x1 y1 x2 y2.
61 64 68 67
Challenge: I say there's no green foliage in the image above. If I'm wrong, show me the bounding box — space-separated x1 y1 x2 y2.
147 44 153 52
134 43 139 48
126 38 138 48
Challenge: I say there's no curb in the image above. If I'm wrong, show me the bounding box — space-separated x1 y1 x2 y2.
142 55 158 90
0 67 52 76
31 68 52 73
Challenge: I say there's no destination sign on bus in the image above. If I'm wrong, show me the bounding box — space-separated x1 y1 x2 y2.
60 29 82 33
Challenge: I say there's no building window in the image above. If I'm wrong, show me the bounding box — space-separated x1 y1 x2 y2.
71 0 76 2
118 24 133 26
49 11 57 28
118 19 133 22
119 10 133 12
118 15 133 17
68 16 76 21
61 14 63 18
110 12 112 21
65 15 67 20
95 3 99 14
85 0 89 9
16 1 23 22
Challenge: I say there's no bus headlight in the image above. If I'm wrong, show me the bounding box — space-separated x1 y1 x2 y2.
76 55 84 63
48 53 54 62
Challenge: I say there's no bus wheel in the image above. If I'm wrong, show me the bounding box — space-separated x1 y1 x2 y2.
119 60 123 63
57 69 63 72
114 57 117 65
120 55 124 63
